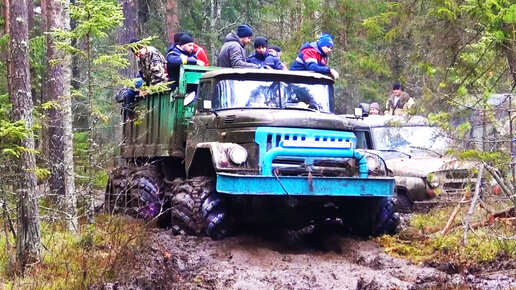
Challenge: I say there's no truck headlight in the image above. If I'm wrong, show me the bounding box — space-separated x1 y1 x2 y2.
366 156 379 172
361 150 386 174
228 146 247 165
427 174 440 188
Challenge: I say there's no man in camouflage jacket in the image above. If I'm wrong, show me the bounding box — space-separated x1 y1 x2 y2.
130 40 167 86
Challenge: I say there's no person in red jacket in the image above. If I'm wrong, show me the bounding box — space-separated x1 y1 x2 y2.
290 33 339 79
170 31 210 66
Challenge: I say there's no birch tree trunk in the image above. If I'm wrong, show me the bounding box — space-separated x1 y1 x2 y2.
45 0 77 232
8 0 41 269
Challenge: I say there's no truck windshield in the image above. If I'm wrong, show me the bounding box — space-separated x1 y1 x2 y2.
371 125 451 156
212 79 333 113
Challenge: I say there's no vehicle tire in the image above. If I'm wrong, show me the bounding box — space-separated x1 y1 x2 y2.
105 166 129 214
372 197 400 236
358 197 400 237
170 176 232 240
202 191 232 240
396 191 413 213
105 163 165 220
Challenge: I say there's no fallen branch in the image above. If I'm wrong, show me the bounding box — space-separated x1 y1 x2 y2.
441 195 467 236
470 207 516 229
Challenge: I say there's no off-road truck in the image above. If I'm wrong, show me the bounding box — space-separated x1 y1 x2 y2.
345 113 479 212
106 66 399 239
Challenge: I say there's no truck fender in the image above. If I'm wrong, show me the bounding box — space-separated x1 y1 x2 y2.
187 142 245 177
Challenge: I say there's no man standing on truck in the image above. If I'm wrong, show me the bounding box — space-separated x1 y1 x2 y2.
171 31 210 66
268 45 288 70
385 81 414 115
218 24 259 68
247 37 284 70
166 34 206 90
290 33 339 80
129 39 167 87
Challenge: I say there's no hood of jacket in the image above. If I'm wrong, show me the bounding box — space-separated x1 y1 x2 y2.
224 32 243 46
299 41 326 56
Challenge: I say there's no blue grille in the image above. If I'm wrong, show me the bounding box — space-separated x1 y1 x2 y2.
255 127 357 168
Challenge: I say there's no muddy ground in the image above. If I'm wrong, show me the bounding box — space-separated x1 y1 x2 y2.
100 220 516 290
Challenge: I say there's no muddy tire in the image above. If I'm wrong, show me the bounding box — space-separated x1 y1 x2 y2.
202 191 232 240
371 197 399 236
170 176 232 240
170 176 212 236
355 197 399 237
105 163 166 220
396 192 413 213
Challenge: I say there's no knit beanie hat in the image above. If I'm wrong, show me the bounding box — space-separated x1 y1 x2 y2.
317 33 334 48
254 37 268 48
393 82 402 90
178 34 194 45
173 31 187 43
237 25 253 38
268 45 281 53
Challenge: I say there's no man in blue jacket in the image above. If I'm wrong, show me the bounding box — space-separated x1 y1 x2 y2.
247 37 284 70
290 33 339 79
166 34 205 89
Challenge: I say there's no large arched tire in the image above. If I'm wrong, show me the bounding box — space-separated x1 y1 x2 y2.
355 197 399 237
105 166 129 214
170 176 232 240
371 197 400 236
396 191 414 213
105 163 166 220
202 191 232 240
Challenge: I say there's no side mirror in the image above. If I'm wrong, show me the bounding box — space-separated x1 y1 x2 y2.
184 91 196 106
354 103 370 118
354 107 363 118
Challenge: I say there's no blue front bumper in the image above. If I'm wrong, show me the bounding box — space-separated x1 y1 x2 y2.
216 173 395 197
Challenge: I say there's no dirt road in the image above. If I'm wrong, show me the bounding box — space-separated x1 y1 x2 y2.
101 227 516 289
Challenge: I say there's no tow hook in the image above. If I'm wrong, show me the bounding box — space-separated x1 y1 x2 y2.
308 171 314 191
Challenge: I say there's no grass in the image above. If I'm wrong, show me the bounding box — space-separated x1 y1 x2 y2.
378 199 516 267
0 214 148 289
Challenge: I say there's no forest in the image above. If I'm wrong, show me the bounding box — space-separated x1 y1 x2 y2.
0 0 515 288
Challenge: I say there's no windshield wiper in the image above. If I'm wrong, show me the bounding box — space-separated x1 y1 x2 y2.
379 149 412 159
409 145 443 157
283 106 318 112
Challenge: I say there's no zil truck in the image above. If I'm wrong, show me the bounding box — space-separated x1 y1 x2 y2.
106 66 399 239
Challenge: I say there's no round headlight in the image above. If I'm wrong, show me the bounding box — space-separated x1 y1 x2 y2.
366 156 379 172
228 146 248 165
427 174 441 188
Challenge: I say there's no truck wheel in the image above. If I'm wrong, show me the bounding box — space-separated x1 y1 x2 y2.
105 166 129 214
105 164 165 220
170 176 232 240
396 192 413 213
357 197 399 237
170 176 213 236
202 191 232 240
371 197 400 236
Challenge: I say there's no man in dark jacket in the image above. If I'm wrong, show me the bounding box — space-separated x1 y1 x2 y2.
166 34 205 89
290 33 339 79
218 24 258 68
171 31 210 66
247 37 284 70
